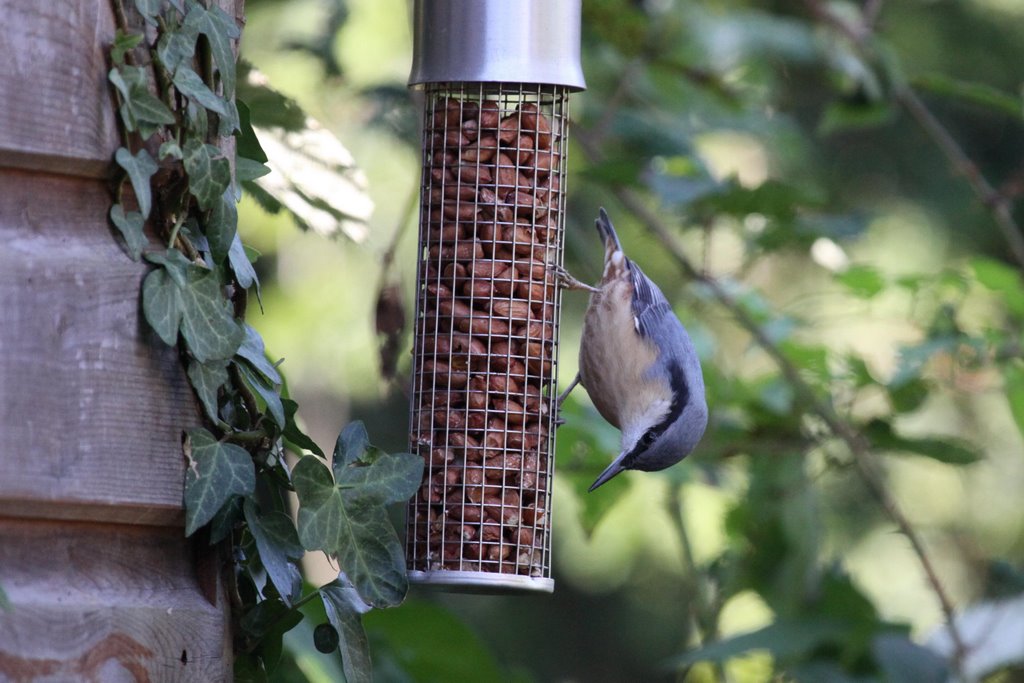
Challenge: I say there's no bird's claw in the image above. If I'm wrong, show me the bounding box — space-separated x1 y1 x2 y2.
553 264 601 293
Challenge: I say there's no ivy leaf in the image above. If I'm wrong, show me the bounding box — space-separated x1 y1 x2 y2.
282 398 324 457
207 191 238 264
239 597 302 670
208 496 243 544
183 137 231 211
184 3 240 98
320 577 372 683
145 247 192 287
114 147 158 218
187 359 229 422
159 140 183 160
292 455 409 607
334 421 369 468
184 428 255 536
109 204 146 261
111 29 143 65
156 22 198 74
237 323 282 385
173 66 228 115
142 268 184 345
109 68 176 130
243 500 303 606
229 233 260 295
236 99 268 162
237 156 271 182
339 452 424 504
133 0 161 25
236 361 285 429
180 266 244 362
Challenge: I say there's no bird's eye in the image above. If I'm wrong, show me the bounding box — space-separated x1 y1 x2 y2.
639 430 656 448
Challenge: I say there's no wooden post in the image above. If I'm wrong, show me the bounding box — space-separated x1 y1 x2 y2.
0 1 237 679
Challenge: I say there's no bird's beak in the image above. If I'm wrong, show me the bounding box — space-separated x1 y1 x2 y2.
588 452 629 492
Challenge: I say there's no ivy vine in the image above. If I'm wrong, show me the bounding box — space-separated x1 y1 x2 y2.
107 2 422 680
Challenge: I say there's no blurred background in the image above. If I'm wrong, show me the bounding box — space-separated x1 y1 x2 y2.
235 0 1024 680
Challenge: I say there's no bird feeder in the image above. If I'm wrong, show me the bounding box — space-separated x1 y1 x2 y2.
405 0 585 592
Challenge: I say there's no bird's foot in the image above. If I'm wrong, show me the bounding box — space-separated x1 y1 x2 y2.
553 264 601 294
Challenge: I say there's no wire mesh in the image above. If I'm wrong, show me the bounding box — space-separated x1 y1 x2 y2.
406 82 569 592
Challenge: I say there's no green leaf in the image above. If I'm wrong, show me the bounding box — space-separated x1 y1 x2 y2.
114 147 158 218
361 598 508 683
208 495 243 544
183 137 231 211
818 99 895 135
229 233 260 294
184 3 240 98
320 578 372 683
142 268 183 345
159 140 182 160
133 0 161 24
243 500 303 605
236 63 306 131
173 66 228 115
334 421 369 468
666 617 849 667
187 359 229 422
282 398 324 457
111 29 143 64
972 257 1024 317
206 192 238 264
145 247 192 287
313 623 340 654
292 456 409 607
237 323 282 385
864 419 980 465
338 452 424 505
836 264 886 299
109 204 146 261
914 73 1023 120
1004 362 1024 439
180 266 244 362
110 67 176 129
156 22 198 74
235 99 268 162
237 156 271 182
236 361 285 429
184 428 255 536
239 597 303 670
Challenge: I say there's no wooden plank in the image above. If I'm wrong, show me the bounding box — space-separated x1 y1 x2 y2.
0 517 231 681
0 1 120 178
0 169 195 526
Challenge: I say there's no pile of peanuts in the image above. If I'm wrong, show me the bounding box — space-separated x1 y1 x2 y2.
408 95 563 577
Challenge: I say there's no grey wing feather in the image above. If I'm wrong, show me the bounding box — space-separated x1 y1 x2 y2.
628 260 673 339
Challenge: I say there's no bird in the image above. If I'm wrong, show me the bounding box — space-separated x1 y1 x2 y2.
557 208 708 491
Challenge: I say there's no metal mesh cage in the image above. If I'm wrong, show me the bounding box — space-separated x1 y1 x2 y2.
406 82 569 592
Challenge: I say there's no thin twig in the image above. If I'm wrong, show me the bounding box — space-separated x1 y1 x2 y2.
574 127 968 670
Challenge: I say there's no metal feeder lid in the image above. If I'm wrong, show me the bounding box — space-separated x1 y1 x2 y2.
409 0 586 91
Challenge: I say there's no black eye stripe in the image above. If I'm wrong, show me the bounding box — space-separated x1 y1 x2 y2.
623 360 689 466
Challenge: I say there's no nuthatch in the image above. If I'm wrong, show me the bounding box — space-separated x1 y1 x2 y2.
558 208 708 491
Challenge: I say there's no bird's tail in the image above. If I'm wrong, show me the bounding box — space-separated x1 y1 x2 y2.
595 207 622 264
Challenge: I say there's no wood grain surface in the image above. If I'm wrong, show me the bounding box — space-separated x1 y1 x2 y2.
0 518 231 682
0 170 196 525
0 1 120 177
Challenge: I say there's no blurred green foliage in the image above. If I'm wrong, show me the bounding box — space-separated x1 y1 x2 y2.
236 0 1024 680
